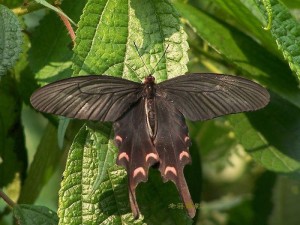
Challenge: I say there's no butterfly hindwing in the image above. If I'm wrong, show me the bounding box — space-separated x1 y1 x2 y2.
157 73 270 121
113 99 159 218
30 75 142 121
154 96 195 218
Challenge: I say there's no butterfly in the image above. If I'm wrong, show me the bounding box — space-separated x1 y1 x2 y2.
30 72 269 218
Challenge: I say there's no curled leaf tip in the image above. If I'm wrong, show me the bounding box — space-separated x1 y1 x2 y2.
262 0 272 30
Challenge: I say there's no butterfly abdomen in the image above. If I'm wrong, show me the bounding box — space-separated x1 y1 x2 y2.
145 98 157 139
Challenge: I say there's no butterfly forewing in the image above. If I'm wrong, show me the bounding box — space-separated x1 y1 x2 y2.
30 75 143 121
157 73 269 121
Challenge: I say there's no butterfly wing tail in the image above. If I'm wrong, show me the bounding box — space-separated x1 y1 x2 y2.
154 96 196 218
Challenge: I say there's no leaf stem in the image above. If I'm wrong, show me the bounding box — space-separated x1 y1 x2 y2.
0 189 16 208
56 6 76 44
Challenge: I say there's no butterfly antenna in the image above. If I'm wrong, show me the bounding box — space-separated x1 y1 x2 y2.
150 44 170 75
133 42 152 75
125 62 142 80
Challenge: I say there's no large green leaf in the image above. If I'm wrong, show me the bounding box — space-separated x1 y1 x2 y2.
0 4 22 76
211 0 280 57
58 125 118 224
59 0 191 223
255 0 300 82
72 0 188 81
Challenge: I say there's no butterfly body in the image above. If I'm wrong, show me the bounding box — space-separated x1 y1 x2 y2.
142 75 157 138
30 73 270 219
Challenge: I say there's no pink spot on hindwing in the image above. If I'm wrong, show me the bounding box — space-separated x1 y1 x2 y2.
179 151 190 160
118 152 129 162
115 135 123 142
146 153 159 162
133 167 146 178
184 136 190 142
164 166 177 176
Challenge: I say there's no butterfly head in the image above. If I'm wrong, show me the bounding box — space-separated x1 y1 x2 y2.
143 75 156 98
144 75 155 84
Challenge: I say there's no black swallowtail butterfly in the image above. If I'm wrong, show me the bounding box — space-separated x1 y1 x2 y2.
30 72 269 218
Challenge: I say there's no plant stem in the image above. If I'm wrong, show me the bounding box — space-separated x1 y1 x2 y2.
56 6 76 44
0 189 16 208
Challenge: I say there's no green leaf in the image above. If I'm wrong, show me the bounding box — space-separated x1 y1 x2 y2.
255 0 300 82
58 125 119 224
212 0 279 56
13 204 58 225
59 0 190 223
57 117 70 149
88 123 117 190
228 93 300 173
0 4 22 76
0 74 27 187
72 0 188 81
29 0 86 86
33 0 76 26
